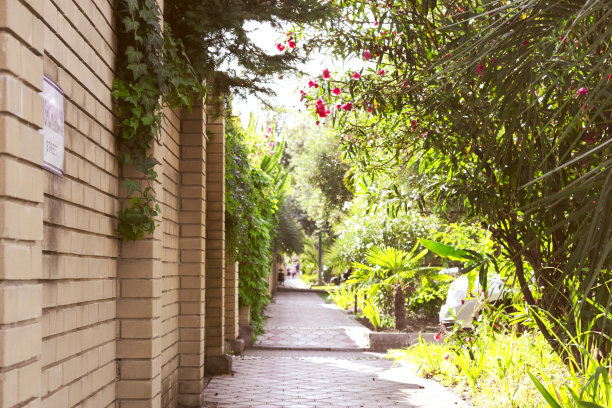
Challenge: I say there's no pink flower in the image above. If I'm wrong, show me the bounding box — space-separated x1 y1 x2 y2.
336 104 341 109
363 50 372 61
352 72 361 79
276 43 285 51
523 40 529 46
341 102 353 111
576 87 588 97
444 354 450 360
410 120 417 130
300 90 305 95
288 40 296 48
378 69 385 76
266 126 272 133
561 35 567 44
434 333 441 341
315 121 320 125
461 299 465 304
367 107 372 113
445 53 451 58
322 68 331 79
374 20 379 26
308 80 316 88
476 64 485 73
608 74 612 79
332 87 341 96
315 99 328 118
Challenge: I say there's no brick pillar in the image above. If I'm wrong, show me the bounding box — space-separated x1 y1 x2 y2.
224 255 242 354
177 101 207 406
0 1 45 407
224 255 238 342
204 104 231 375
116 155 163 405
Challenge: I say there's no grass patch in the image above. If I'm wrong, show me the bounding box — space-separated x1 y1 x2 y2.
389 329 582 408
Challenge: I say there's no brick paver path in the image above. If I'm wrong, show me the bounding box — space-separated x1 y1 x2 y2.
255 291 369 349
202 289 471 408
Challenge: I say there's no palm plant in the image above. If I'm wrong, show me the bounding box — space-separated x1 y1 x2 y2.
274 200 305 255
350 246 430 330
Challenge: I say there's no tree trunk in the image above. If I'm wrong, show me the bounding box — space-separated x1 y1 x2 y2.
504 236 581 369
393 283 406 331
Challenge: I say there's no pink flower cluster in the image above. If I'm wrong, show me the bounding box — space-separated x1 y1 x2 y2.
275 32 297 52
315 99 331 118
263 126 272 139
341 102 353 111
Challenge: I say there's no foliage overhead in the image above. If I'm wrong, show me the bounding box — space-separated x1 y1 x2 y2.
164 0 334 99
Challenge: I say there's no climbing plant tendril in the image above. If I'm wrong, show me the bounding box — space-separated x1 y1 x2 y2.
113 0 205 240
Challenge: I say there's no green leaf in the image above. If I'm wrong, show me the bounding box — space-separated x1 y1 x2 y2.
575 402 606 408
418 238 476 261
528 372 562 408
122 178 141 197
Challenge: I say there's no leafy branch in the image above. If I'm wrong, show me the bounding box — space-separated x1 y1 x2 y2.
113 0 205 240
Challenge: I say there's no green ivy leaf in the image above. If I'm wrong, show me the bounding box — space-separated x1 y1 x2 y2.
122 178 142 197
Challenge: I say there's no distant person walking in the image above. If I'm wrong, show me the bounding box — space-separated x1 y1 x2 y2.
293 260 300 278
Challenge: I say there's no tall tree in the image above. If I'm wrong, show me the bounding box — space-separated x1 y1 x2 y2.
285 116 353 230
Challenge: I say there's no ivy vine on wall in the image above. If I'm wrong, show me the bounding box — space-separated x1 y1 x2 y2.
113 0 204 240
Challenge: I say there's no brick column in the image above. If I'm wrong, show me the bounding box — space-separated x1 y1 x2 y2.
224 255 242 354
204 104 231 375
224 255 238 341
116 153 164 405
177 101 207 406
0 1 45 407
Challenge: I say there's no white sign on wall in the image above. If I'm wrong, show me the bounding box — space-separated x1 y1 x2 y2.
41 76 65 176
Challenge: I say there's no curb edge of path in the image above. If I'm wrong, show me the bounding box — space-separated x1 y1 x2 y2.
276 287 329 294
250 345 371 352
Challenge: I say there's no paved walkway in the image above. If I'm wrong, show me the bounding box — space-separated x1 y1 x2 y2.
202 289 471 408
255 291 369 349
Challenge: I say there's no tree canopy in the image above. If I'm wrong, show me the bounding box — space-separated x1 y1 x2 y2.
164 0 333 99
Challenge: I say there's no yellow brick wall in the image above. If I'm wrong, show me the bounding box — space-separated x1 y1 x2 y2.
38 0 118 407
160 109 182 408
0 1 237 406
205 109 226 358
177 101 207 406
